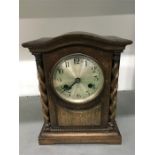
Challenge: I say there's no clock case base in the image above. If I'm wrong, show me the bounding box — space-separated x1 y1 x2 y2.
39 121 121 144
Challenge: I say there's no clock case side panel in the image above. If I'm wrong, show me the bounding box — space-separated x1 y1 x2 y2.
34 53 57 127
109 52 121 122
42 45 113 129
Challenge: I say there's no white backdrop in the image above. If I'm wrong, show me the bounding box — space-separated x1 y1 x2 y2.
19 15 134 96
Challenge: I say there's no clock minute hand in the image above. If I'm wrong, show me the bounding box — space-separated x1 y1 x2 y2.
64 78 81 91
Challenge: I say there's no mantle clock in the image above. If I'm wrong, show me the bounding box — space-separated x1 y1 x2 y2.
22 32 132 144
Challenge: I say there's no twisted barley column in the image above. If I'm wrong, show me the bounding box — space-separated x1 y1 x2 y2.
37 65 50 124
109 61 120 121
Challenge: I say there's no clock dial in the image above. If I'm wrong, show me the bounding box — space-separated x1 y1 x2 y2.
51 53 104 104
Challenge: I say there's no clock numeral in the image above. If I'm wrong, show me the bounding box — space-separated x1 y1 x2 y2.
57 78 62 82
74 58 80 64
91 66 97 73
94 75 99 81
67 91 71 96
60 86 64 89
76 94 81 98
85 60 87 67
65 61 69 67
57 68 63 74
86 91 90 96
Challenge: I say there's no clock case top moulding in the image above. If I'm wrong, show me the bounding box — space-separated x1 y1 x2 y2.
22 32 132 144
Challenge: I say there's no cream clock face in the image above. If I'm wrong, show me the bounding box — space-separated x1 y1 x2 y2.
51 53 104 104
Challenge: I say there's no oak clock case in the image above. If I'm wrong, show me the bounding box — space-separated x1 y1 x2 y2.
22 32 132 144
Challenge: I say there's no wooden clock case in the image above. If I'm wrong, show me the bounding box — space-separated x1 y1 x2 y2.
22 32 132 144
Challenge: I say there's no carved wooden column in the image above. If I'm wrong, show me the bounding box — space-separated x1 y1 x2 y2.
34 53 50 126
109 53 121 122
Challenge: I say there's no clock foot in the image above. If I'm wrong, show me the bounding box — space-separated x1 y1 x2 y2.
38 122 122 144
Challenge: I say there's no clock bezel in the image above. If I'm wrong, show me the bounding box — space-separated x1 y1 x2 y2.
49 53 105 110
49 52 105 106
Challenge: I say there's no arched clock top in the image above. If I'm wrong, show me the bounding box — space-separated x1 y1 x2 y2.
22 32 132 53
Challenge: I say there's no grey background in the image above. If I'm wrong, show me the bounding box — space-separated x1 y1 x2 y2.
19 91 135 155
20 0 134 18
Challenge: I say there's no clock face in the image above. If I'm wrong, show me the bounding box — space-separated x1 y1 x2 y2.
51 53 104 104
